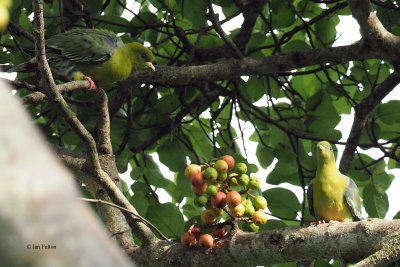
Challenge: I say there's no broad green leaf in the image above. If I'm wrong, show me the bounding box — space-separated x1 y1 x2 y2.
182 0 206 29
175 172 193 198
85 0 107 16
270 0 295 29
146 203 185 238
131 191 149 216
313 15 339 46
377 100 400 125
256 142 275 169
19 10 33 32
363 184 389 218
142 156 170 188
393 211 400 219
292 74 321 99
184 121 214 161
263 187 301 219
157 140 187 172
267 161 299 186
104 0 126 16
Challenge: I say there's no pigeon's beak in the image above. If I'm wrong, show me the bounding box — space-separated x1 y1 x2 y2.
146 62 156 71
319 145 325 151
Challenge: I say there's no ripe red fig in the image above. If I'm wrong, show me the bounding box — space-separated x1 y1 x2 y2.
227 190 242 207
190 171 205 187
181 231 196 247
211 191 227 209
212 225 228 238
221 155 235 171
198 234 214 249
191 180 208 195
189 227 202 240
185 164 201 179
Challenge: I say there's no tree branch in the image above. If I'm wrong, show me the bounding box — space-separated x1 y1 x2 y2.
93 92 113 155
33 0 158 246
354 235 400 266
339 71 400 174
22 80 91 105
347 0 400 65
206 0 244 59
129 43 373 86
129 219 400 266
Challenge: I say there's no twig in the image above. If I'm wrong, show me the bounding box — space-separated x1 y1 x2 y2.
7 21 35 43
79 197 168 241
205 0 244 59
22 80 91 104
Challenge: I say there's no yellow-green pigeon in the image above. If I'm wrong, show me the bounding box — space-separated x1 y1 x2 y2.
9 28 155 90
308 141 362 222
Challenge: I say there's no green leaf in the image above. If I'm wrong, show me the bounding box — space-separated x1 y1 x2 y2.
175 172 193 198
146 203 185 238
291 74 321 99
240 77 266 102
377 100 400 125
393 211 400 220
85 0 107 17
263 187 301 219
157 140 187 172
313 15 339 46
362 184 389 218
184 121 214 161
256 141 275 169
104 0 126 16
131 191 149 216
19 10 33 32
267 161 299 186
182 0 207 29
270 0 295 29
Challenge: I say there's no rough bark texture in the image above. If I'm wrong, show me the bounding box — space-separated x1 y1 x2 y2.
129 219 400 266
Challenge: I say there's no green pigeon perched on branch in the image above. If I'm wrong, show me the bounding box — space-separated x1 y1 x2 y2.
9 28 155 91
308 141 362 222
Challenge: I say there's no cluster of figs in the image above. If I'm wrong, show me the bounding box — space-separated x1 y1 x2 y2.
181 155 268 249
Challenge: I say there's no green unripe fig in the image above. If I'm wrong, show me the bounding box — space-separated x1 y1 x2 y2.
253 196 268 210
217 172 228 182
248 176 260 190
236 162 247 174
252 210 267 226
194 195 208 207
244 222 259 232
230 177 238 186
214 159 228 174
244 202 255 217
204 167 218 182
206 185 218 196
238 174 249 186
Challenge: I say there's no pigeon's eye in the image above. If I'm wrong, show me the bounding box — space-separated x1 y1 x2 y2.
330 147 333 151
141 54 146 59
